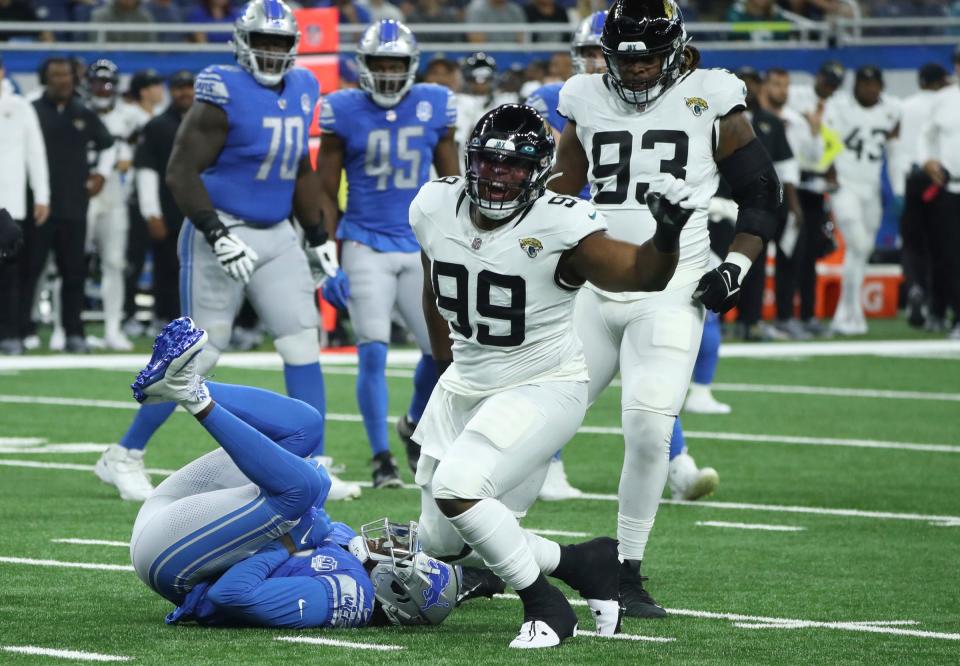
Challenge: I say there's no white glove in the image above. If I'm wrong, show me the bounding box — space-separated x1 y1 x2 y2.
310 239 340 279
707 197 739 223
212 232 259 284
650 174 699 209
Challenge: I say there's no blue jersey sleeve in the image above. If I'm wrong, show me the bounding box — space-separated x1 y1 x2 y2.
319 91 345 137
205 543 334 629
442 87 457 128
194 65 234 112
526 83 565 133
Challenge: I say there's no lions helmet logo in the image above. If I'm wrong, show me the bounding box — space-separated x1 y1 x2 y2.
519 238 543 259
420 558 451 611
685 96 709 117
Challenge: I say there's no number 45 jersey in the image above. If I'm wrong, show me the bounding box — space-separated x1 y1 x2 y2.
194 65 318 226
321 83 457 253
410 178 606 396
558 68 745 300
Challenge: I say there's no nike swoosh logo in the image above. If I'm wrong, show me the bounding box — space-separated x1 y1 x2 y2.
298 598 306 619
588 211 597 220
299 525 313 546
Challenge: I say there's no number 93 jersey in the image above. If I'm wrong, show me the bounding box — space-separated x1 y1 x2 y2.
558 68 746 300
194 65 318 226
321 83 457 253
410 178 607 396
823 93 900 191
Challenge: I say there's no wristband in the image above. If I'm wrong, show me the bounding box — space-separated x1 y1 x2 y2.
191 209 227 245
725 251 754 278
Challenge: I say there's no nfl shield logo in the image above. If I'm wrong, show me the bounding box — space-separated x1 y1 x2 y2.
416 100 433 122
471 237 482 250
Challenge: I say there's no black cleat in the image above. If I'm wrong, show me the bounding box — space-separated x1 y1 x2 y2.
551 537 623 635
396 414 420 475
510 575 578 649
906 286 927 329
456 566 506 606
371 452 403 489
619 560 666 618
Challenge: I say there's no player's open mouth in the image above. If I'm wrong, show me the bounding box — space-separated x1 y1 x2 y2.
481 182 519 202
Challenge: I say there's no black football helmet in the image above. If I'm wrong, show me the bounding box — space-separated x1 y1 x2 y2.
85 59 119 112
601 0 689 109
465 104 554 220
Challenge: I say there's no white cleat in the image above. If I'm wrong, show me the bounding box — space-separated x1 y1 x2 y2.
587 598 623 636
104 332 134 351
830 319 868 336
538 457 583 501
669 452 719 501
312 456 362 501
49 327 65 352
509 620 574 649
684 384 731 414
95 444 154 501
132 317 210 414
22 334 41 351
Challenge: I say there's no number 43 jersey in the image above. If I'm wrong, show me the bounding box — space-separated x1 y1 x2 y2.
194 65 319 226
410 178 606 396
558 68 746 300
321 83 457 253
823 93 900 191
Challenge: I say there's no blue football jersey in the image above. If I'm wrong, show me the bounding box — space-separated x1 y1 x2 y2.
194 65 319 226
320 83 456 252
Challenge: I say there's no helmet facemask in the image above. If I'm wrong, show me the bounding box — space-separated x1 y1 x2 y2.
603 35 687 110
357 54 418 108
466 147 549 220
235 30 299 87
572 45 607 75
87 78 118 112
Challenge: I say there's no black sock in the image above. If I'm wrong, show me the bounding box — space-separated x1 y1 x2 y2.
516 573 552 605
551 545 578 584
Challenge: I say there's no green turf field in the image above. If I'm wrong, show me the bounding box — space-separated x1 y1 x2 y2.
0 341 958 664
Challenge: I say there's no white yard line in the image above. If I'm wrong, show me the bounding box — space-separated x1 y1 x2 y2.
0 437 46 445
709 383 960 402
0 556 134 572
52 538 129 547
2 458 959 526
2 646 132 662
575 631 675 643
497 594 960 641
2 394 957 455
275 636 403 652
0 443 114 455
696 521 806 532
528 528 591 538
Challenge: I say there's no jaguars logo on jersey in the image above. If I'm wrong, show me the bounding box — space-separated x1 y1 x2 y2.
685 96 709 117
519 238 543 258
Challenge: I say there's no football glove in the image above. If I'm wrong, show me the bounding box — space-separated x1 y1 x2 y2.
0 208 23 264
321 269 350 311
645 176 698 253
694 262 743 314
286 506 334 552
209 228 258 284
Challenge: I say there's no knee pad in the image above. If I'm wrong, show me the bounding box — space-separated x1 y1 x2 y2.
431 455 495 501
274 328 320 366
622 410 674 468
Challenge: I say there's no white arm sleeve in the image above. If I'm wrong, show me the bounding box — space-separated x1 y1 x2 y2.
774 157 800 187
95 144 117 178
25 104 50 206
136 168 162 220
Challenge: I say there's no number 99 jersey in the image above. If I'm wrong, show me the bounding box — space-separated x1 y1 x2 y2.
321 83 457 253
410 177 607 396
194 65 318 226
558 69 746 300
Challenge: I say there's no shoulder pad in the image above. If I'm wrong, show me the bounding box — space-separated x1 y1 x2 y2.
695 68 747 118
194 66 234 107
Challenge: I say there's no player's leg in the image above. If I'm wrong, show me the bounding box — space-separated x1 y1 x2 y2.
684 310 730 414
831 187 870 335
99 200 131 350
341 241 403 487
129 319 328 603
393 250 438 474
856 192 884 331
430 382 589 647
667 417 720 500
616 286 704 618
97 221 242 501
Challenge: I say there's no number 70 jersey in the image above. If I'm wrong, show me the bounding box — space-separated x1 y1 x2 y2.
410 178 606 396
558 69 746 299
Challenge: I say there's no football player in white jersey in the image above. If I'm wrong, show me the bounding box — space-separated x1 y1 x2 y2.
85 60 138 351
823 65 900 335
411 104 697 648
549 0 782 618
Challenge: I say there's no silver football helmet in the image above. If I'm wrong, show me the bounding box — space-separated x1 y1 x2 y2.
571 11 607 75
349 518 460 626
233 0 300 87
356 20 419 108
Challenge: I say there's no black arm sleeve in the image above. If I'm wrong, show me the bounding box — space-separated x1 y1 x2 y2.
717 138 783 244
134 121 161 171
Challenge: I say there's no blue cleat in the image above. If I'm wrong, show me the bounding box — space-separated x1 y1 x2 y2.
132 317 209 407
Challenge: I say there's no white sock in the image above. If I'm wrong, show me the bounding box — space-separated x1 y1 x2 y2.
616 409 672 561
447 498 541 590
101 265 124 338
523 529 561 575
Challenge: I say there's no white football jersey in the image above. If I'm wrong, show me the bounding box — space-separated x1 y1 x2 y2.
410 177 606 396
558 68 746 300
89 105 140 211
823 93 900 190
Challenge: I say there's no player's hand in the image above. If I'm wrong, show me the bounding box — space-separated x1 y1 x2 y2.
646 176 697 252
146 216 168 242
33 203 50 226
321 269 350 311
87 174 106 197
286 506 334 552
309 239 341 279
0 208 23 264
209 228 259 284
923 160 947 187
694 262 743 314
